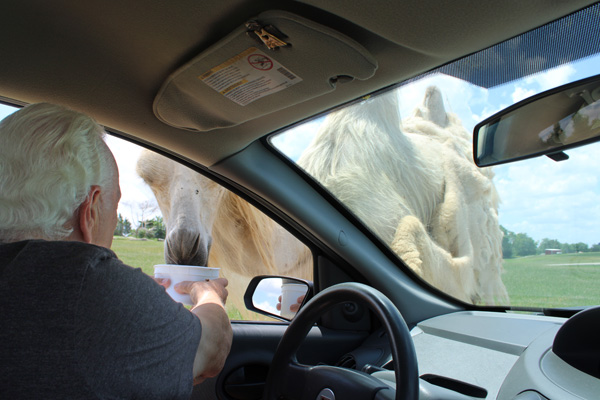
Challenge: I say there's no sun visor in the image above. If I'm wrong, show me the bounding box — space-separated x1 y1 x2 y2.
153 10 377 132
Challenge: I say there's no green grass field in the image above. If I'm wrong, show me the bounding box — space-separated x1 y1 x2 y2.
502 252 600 308
111 237 600 313
111 236 164 276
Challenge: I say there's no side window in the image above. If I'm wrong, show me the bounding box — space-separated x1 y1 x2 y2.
106 136 312 320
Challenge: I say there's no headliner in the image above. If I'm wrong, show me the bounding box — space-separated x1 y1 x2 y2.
0 0 595 166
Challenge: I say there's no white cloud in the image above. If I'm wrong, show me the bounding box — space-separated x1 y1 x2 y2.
511 86 536 103
494 144 600 244
255 300 279 315
105 136 161 227
525 64 577 91
271 119 323 161
472 102 510 125
0 104 16 120
508 64 577 106
256 277 283 292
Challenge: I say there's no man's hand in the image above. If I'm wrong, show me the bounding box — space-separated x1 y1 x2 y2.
175 278 229 308
175 278 232 384
276 294 304 314
153 277 170 289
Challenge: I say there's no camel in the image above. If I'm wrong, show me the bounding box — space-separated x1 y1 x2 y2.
298 87 508 304
136 151 312 319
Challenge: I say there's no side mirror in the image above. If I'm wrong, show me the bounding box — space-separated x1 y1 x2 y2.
474 73 600 167
244 276 312 321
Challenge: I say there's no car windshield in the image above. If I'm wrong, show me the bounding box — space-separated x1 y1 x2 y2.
271 5 600 309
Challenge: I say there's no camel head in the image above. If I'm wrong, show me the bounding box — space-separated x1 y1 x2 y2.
136 150 225 266
413 86 449 127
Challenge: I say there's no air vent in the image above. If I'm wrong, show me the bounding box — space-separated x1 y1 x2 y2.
336 354 357 369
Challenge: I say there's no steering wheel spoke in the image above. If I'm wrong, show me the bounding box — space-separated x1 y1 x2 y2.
306 365 391 399
274 362 311 396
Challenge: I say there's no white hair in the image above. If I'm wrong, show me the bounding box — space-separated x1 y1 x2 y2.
0 103 114 242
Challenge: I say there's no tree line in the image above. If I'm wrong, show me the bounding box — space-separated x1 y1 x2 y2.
114 213 166 240
501 226 600 258
114 211 598 255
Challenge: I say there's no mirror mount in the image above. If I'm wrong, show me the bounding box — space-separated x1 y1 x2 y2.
546 151 569 162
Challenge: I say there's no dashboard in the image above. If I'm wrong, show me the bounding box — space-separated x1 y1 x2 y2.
372 311 600 399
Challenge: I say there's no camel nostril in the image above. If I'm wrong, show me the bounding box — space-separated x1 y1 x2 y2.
165 229 210 266
190 234 202 257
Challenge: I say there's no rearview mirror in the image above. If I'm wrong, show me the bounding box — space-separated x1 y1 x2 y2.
244 276 312 321
474 74 600 167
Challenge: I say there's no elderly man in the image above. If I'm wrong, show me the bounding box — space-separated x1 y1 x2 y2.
0 103 232 398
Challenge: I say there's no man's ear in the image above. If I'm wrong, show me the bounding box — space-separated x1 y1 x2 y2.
78 185 102 244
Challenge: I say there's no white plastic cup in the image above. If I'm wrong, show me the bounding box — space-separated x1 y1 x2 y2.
154 264 220 305
280 283 307 319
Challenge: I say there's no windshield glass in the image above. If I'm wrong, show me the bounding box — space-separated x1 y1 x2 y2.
270 6 600 309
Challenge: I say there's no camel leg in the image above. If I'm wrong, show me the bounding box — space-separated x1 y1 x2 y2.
391 215 474 303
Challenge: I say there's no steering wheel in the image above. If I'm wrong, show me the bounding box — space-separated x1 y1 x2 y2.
264 282 419 400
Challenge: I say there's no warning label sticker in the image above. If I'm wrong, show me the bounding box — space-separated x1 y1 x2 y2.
199 47 302 106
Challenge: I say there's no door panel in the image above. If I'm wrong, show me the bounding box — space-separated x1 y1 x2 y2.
192 322 369 400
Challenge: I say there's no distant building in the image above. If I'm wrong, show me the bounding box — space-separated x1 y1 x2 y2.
545 249 562 255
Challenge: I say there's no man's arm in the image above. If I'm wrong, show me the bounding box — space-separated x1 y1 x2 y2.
175 278 232 384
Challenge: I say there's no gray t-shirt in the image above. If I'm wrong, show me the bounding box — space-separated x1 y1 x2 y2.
0 240 202 399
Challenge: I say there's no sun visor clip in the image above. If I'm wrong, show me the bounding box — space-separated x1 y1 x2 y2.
246 20 289 51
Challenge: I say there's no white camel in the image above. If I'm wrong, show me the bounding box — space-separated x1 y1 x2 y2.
298 87 508 304
136 151 312 318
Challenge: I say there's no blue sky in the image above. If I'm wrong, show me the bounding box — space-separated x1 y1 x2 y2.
1 56 598 246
